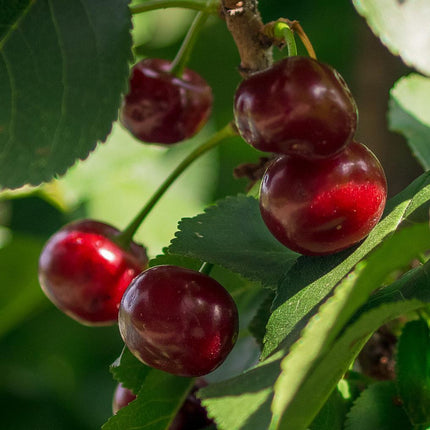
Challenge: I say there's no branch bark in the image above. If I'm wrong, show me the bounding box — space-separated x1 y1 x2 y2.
220 0 272 77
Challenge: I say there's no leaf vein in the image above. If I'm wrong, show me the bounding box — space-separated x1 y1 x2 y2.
47 0 67 158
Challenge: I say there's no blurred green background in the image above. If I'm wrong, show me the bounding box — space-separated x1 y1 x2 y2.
0 1 422 428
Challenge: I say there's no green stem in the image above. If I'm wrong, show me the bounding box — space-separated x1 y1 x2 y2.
169 9 210 77
418 253 428 264
273 22 297 57
116 122 236 247
130 0 218 15
199 262 214 275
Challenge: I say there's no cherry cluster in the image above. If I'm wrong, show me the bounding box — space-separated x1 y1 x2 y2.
234 56 388 255
38 221 238 376
37 43 389 429
38 54 237 424
38 58 238 385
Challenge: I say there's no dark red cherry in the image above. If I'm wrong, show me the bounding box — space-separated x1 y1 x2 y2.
120 58 213 144
234 56 358 158
38 220 148 326
119 265 239 377
112 383 136 414
259 141 387 255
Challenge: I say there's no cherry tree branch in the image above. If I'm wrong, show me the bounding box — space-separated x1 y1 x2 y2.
220 0 273 77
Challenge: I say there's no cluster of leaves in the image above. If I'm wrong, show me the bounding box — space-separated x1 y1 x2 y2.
2 0 430 429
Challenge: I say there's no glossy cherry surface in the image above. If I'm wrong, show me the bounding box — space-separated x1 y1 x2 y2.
38 220 148 326
234 56 358 158
260 141 387 255
112 383 136 414
120 58 213 144
119 265 239 377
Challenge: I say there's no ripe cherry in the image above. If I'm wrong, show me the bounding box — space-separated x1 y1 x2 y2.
119 265 239 377
38 220 148 326
120 58 213 144
234 56 358 158
259 141 387 255
112 383 136 414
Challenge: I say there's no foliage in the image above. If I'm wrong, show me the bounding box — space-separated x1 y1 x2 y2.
1 0 430 429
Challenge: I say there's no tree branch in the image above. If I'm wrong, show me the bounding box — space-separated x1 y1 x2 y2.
221 0 273 77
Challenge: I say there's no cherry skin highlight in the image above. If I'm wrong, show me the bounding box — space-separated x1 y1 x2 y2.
234 56 358 158
112 383 136 415
259 141 387 255
119 265 239 377
120 58 213 144
38 220 148 326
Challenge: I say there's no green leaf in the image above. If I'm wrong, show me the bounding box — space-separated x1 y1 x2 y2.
0 0 31 40
0 0 132 188
103 368 193 430
110 348 152 395
168 195 299 289
345 381 412 430
275 299 424 430
199 354 282 430
270 223 430 430
263 171 430 358
352 0 430 76
309 388 348 430
149 251 201 270
389 74 430 170
0 234 48 339
199 253 430 430
248 290 276 349
396 320 430 426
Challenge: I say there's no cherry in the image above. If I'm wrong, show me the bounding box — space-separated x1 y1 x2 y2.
112 383 136 414
119 265 239 377
259 141 387 255
120 58 213 144
234 56 358 158
38 220 148 326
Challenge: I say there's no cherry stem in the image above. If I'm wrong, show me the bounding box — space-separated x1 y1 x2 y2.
199 262 214 275
288 20 317 60
169 8 210 77
116 122 236 248
130 0 218 15
273 22 297 57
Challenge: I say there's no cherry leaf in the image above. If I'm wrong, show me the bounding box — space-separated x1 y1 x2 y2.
389 74 430 170
352 0 430 75
168 195 298 289
0 0 132 188
396 320 430 426
344 382 412 430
